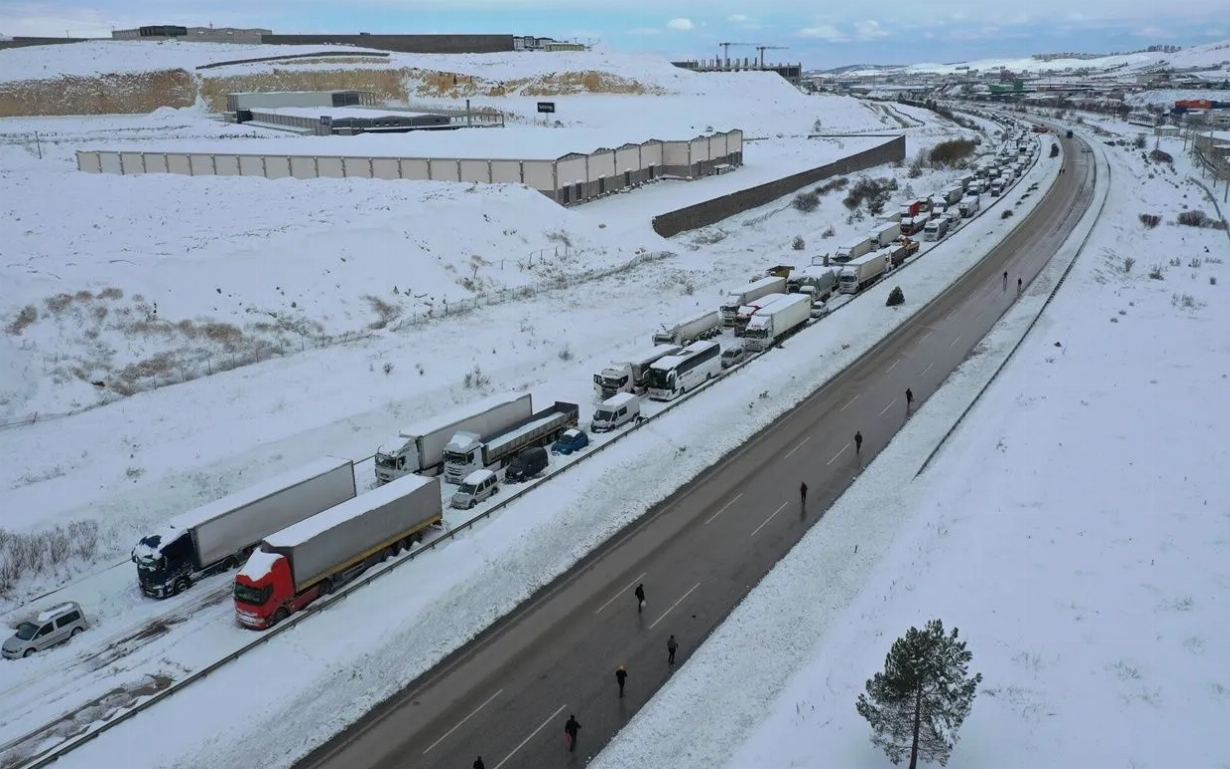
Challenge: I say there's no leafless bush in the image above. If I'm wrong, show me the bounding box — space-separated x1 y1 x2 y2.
1168 257 1181 267
558 344 573 361
383 361 394 375
1176 210 1210 228
822 226 836 238
5 305 37 335
544 230 574 248
44 293 75 314
67 521 99 560
1148 264 1165 280
792 235 806 250
1001 210 1014 219
46 527 71 565
201 321 243 348
1211 276 1218 286
1133 134 1147 149
1123 257 1136 273
1138 213 1161 229
928 138 978 167
1172 293 1198 308
463 365 491 390
1189 258 1202 268
98 286 124 300
363 295 402 330
793 191 820 213
1149 148 1173 164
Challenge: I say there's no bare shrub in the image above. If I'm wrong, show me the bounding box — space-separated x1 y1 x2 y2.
98 287 123 300
792 235 806 250
1123 257 1136 273
1168 257 1181 267
792 191 820 213
44 293 74 314
821 226 835 238
201 322 243 349
67 520 99 560
46 526 71 565
1189 258 1202 268
928 138 978 167
1211 276 1217 286
1138 213 1161 229
463 365 491 390
363 295 402 330
92 305 108 322
1148 264 1165 280
382 361 394 375
1149 148 1173 164
558 344 573 361
1133 134 1147 149
5 305 37 336
1176 210 1209 228
1001 210 1014 219
544 230 574 248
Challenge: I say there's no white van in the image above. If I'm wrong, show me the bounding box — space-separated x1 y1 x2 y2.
592 392 640 433
3 602 89 659
450 469 499 509
923 218 949 241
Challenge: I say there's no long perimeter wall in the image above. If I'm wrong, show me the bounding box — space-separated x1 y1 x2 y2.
651 136 906 237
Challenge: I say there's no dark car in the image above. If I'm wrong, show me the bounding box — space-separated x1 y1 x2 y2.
504 446 549 483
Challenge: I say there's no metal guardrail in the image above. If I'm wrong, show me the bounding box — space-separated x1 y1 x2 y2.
915 125 1108 478
20 124 1043 769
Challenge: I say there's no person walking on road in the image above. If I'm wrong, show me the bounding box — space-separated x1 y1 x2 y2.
615 665 628 697
1017 276 1023 296
905 388 914 414
800 481 808 506
474 758 485 769
855 431 863 456
634 583 645 614
1002 270 1008 291
564 715 581 752
667 635 679 665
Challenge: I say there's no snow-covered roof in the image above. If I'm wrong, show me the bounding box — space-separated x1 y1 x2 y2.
36 602 81 623
157 456 353 536
252 106 441 120
264 473 436 549
600 392 639 407
461 469 495 486
238 548 282 581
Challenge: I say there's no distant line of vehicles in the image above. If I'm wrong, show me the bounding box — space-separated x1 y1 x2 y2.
71 125 1045 642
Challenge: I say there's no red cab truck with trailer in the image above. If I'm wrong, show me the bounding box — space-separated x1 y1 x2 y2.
233 474 442 629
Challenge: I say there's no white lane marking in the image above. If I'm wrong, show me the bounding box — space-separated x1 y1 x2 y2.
878 398 898 417
920 329 933 341
422 688 504 755
949 334 963 348
493 703 567 769
922 362 935 376
886 358 901 372
841 393 860 411
704 493 743 525
751 502 789 538
593 572 647 616
783 436 810 459
827 443 850 465
649 582 702 630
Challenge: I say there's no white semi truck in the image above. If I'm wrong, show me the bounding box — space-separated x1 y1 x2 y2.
719 276 788 326
869 221 901 248
132 457 356 599
652 309 723 346
834 236 874 263
838 252 889 294
443 401 580 483
734 293 787 336
374 393 533 483
743 293 812 351
787 265 839 301
593 344 682 399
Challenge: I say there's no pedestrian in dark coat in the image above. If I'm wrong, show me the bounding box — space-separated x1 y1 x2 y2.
905 388 914 413
634 583 645 613
855 431 863 455
615 665 628 697
564 715 581 752
667 635 679 664
473 758 485 769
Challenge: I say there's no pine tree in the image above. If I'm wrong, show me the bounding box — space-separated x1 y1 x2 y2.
855 619 982 769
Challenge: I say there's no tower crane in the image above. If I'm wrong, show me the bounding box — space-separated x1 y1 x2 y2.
756 45 788 68
718 41 754 66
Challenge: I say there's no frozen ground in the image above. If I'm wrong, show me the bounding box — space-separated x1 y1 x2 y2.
27 116 1054 769
590 114 1230 769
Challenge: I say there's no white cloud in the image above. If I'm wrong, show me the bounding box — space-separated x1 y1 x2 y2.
852 20 889 40
797 20 889 43
666 17 694 31
726 13 761 29
797 24 847 42
626 27 661 36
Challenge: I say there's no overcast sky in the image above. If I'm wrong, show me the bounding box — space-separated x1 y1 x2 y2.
2 0 1227 68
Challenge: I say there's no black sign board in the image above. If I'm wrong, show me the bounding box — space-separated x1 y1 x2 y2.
537 101 556 114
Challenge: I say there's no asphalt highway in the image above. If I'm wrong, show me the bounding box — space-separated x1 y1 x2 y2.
296 133 1095 769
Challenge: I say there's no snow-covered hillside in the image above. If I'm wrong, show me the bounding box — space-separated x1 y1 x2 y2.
590 114 1230 769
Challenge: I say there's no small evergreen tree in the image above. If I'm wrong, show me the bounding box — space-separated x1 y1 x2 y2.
856 619 981 769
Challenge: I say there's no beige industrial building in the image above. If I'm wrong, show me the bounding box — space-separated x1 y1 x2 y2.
75 129 743 206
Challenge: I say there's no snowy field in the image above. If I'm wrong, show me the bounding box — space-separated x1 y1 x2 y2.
591 114 1230 769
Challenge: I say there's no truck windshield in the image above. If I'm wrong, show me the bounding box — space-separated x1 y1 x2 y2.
744 327 768 339
442 450 469 464
375 453 395 468
234 582 271 606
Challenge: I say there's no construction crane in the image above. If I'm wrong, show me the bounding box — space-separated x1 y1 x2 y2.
756 45 787 68
718 42 754 66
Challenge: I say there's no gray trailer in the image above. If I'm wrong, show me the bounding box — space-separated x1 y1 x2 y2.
443 402 580 482
787 266 839 300
374 393 533 483
234 474 442 628
133 457 356 598
653 309 723 345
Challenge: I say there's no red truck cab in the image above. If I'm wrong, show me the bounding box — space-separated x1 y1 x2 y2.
233 550 315 629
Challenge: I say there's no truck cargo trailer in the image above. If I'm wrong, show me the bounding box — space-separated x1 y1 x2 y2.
734 293 786 336
719 276 787 325
787 266 839 301
838 252 889 294
233 473 442 629
593 344 682 399
652 308 722 346
443 402 579 482
743 293 812 351
834 237 873 263
869 221 901 248
374 393 533 483
133 457 356 599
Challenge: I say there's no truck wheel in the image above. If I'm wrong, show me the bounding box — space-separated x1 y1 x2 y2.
319 579 333 596
173 578 190 595
273 608 289 626
222 556 239 570
380 546 395 562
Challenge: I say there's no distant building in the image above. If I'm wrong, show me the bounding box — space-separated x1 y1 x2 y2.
111 25 271 44
513 36 588 52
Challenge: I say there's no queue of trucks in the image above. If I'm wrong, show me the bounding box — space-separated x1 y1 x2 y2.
443 401 579 483
720 276 788 326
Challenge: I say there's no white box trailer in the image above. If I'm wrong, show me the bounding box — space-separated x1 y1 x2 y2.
133 457 356 598
869 221 901 248
375 393 533 483
838 252 889 294
593 344 682 399
943 185 964 205
444 402 580 482
743 293 812 351
834 236 874 263
787 266 839 301
958 196 980 217
734 292 787 336
654 308 723 345
720 276 788 325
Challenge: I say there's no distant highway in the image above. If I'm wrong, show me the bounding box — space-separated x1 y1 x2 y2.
295 132 1095 769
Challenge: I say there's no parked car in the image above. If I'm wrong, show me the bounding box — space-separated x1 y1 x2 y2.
721 344 746 369
3 602 89 659
505 446 549 483
552 428 589 455
450 469 499 509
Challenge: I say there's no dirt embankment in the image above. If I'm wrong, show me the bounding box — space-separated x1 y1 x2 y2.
1 65 662 117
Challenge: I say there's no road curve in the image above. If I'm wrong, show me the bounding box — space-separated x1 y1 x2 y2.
294 133 1095 769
